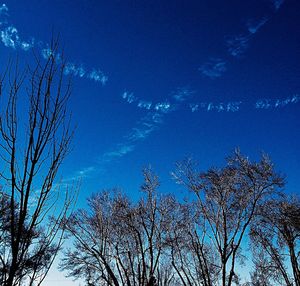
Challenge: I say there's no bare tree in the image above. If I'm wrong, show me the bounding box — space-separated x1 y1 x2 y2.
61 168 177 286
172 149 284 286
250 195 300 286
60 151 288 285
168 201 220 286
248 250 278 286
0 41 75 286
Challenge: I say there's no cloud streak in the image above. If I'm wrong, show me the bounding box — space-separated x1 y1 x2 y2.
225 0 284 59
41 48 108 85
102 110 166 163
173 86 195 102
189 95 299 113
189 101 242 113
103 145 135 160
104 93 300 164
255 94 299 109
0 3 108 85
226 34 251 58
271 0 285 11
2 1 295 174
103 86 192 163
0 5 35 51
121 87 195 113
120 90 173 113
1 25 34 50
62 166 96 184
154 102 171 113
199 58 227 78
122 91 137 103
247 17 269 34
0 3 8 15
138 100 152 110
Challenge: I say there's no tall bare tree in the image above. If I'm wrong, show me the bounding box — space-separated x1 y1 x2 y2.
172 149 284 286
250 195 300 286
168 201 220 286
0 41 75 286
60 151 288 286
61 168 177 286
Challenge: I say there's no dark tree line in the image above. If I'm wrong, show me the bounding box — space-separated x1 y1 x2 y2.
250 196 300 286
60 151 300 286
61 169 179 286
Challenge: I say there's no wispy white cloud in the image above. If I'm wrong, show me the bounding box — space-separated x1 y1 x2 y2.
102 125 152 163
247 17 269 34
1 26 17 48
255 99 271 109
154 101 171 113
101 108 167 163
20 41 34 51
255 94 299 109
1 4 108 85
87 69 108 85
100 85 193 163
226 34 251 58
127 126 154 141
122 86 194 113
173 86 195 102
116 87 243 164
41 48 108 85
142 111 164 125
126 112 161 142
226 101 243 112
138 100 152 110
0 3 8 15
121 91 137 103
1 26 34 50
41 47 61 61
190 95 299 113
121 91 173 113
225 0 283 59
199 58 227 79
270 0 285 11
62 166 95 183
64 62 86 77
190 104 199 112
189 101 242 112
77 166 95 177
275 94 299 106
103 144 135 161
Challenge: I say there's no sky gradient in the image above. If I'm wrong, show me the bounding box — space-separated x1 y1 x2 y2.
0 1 299 284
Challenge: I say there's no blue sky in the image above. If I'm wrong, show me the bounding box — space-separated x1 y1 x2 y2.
1 0 299 284
1 0 299 201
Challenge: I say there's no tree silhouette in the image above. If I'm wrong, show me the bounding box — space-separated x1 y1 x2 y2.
61 168 176 286
250 195 300 286
60 151 292 286
0 40 76 286
172 150 284 286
